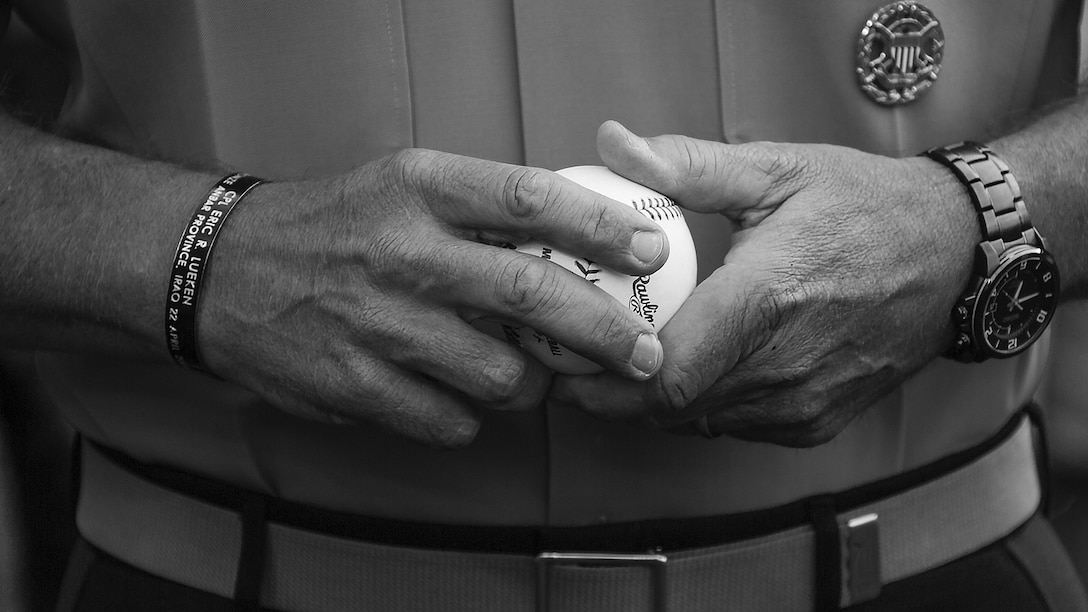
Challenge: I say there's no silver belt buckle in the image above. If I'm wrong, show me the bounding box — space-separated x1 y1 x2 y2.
536 551 669 612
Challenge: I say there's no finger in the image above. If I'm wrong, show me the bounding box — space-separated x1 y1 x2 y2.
264 357 484 449
362 230 664 381
595 120 812 224
704 409 850 449
393 312 553 412
451 241 664 380
650 412 835 446
400 150 670 276
552 262 770 420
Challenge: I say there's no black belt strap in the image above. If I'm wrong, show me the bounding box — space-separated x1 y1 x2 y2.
807 495 842 611
234 494 269 611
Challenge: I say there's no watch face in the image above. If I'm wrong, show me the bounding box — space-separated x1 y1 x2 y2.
974 248 1060 357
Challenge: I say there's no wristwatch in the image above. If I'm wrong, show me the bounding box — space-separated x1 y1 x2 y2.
924 141 1060 362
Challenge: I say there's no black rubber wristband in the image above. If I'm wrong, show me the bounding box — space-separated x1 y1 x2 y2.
165 173 265 370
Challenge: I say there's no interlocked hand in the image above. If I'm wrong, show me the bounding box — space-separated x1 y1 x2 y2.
197 148 669 446
552 121 978 447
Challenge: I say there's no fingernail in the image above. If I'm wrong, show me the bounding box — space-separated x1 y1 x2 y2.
630 332 662 378
446 420 480 447
631 230 665 265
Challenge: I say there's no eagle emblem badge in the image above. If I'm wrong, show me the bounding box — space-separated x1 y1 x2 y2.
857 2 944 105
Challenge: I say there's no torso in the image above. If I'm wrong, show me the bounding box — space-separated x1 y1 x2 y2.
29 0 1074 525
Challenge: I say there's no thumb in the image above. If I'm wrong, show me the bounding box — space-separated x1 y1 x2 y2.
595 120 807 224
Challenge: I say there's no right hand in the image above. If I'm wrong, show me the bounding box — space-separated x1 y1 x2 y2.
196 149 669 447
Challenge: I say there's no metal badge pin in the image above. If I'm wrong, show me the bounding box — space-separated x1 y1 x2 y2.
856 1 944 105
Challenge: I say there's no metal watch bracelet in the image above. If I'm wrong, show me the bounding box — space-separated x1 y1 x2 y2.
924 141 1042 252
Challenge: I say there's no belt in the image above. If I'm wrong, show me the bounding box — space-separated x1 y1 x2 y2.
76 416 1039 612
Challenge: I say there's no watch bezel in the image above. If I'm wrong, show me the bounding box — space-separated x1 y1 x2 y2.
968 245 1060 359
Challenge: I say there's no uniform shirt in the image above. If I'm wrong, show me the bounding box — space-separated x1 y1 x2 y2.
26 0 1077 526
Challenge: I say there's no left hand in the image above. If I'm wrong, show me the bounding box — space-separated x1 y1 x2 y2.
551 121 979 447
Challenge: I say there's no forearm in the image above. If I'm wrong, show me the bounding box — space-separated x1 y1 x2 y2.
0 112 220 357
991 93 1088 300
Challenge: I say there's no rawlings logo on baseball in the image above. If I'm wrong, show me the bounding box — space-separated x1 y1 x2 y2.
629 275 659 327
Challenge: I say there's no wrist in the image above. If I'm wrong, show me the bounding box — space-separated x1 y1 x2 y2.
164 173 268 370
189 178 312 377
0 114 234 356
986 94 1088 300
110 169 230 356
905 153 979 351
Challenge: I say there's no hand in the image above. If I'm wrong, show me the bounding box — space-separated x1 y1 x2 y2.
196 149 668 447
551 121 978 447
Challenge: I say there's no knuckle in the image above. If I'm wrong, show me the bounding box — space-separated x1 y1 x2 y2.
382 148 444 195
571 308 641 365
737 142 809 201
650 365 701 415
360 229 449 292
382 148 425 181
502 167 552 223
789 400 828 431
304 403 354 426
679 138 713 183
782 418 839 448
273 391 352 426
747 265 808 340
750 143 802 182
733 274 791 356
474 357 532 404
425 419 478 449
364 229 413 275
368 373 477 447
579 205 628 256
590 310 628 345
796 428 838 447
495 257 563 317
760 390 836 447
754 291 787 341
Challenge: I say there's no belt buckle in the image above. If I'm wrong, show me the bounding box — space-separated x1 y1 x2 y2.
535 550 668 612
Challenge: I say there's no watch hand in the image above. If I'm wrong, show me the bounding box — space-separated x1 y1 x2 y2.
1002 290 1025 311
1017 291 1039 303
1011 280 1024 303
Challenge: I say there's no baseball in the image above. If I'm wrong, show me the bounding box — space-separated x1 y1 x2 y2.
503 165 697 374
